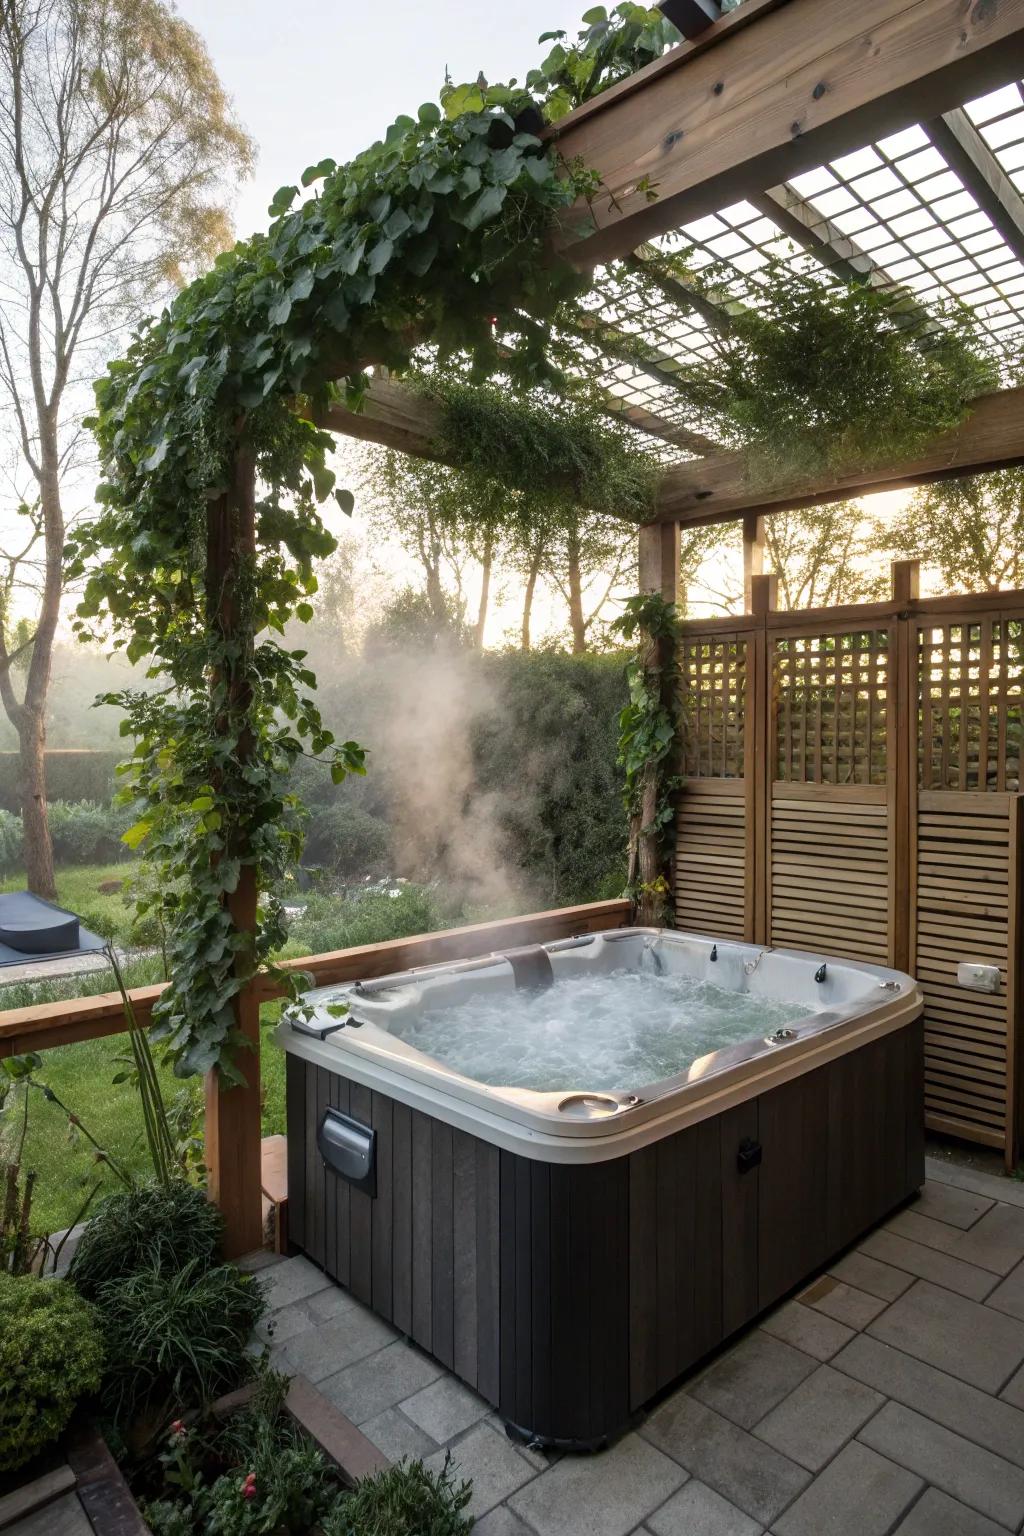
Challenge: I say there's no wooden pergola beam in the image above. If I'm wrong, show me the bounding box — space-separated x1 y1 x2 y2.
325 378 1024 525
549 0 1024 266
654 384 1024 525
927 108 1024 267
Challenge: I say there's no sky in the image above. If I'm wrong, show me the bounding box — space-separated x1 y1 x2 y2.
173 0 586 244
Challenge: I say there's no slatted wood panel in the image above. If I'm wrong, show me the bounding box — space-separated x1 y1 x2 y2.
675 779 746 939
769 784 890 964
914 792 1021 1150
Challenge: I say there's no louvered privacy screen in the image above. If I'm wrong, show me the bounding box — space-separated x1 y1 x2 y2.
674 591 1023 1163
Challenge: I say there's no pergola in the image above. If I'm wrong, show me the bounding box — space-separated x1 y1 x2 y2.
3 0 1024 1254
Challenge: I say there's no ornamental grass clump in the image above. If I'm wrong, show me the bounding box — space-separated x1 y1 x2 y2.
0 1273 104 1471
96 1256 264 1439
70 1179 224 1300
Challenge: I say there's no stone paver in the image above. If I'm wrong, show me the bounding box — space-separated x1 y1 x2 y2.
857 1229 997 1301
913 1182 994 1230
646 1478 762 1536
432 1422 544 1519
867 1279 1024 1393
319 1338 442 1423
509 1432 685 1536
260 1253 334 1311
827 1250 914 1303
359 1404 439 1461
248 1171 1024 1536
754 1364 883 1471
401 1374 490 1443
279 1302 397 1383
690 1331 817 1430
772 1441 922 1536
858 1401 1024 1530
1001 1362 1024 1408
642 1392 810 1526
758 1301 854 1361
924 1160 1024 1210
892 1488 1008 1536
986 1257 1024 1322
888 1204 1024 1278
805 1279 887 1331
473 1507 537 1536
833 1333 1024 1471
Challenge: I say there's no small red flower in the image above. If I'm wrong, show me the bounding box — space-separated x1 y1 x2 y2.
242 1473 257 1501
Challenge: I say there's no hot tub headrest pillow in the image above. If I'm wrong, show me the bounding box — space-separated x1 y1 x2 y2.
0 892 80 955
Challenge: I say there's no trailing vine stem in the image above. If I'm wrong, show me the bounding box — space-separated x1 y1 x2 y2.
67 8 685 1081
613 593 683 926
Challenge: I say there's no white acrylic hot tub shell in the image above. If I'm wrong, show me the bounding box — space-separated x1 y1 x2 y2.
279 928 923 1164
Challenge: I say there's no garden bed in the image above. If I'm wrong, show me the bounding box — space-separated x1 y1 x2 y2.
63 1374 390 1536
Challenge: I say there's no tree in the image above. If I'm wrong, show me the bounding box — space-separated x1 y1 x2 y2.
543 509 636 652
763 501 886 610
888 470 1024 592
0 0 252 894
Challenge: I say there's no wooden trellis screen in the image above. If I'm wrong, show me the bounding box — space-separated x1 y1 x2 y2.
674 567 1024 1165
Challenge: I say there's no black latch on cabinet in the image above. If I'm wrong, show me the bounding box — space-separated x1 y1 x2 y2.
737 1137 762 1174
317 1108 376 1197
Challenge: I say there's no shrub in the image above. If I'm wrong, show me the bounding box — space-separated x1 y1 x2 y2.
48 800 135 865
301 804 391 879
323 1457 473 1536
0 1273 104 1471
97 1258 265 1431
0 808 22 874
70 1180 224 1300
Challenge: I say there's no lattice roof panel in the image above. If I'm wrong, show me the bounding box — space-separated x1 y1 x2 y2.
579 77 1024 456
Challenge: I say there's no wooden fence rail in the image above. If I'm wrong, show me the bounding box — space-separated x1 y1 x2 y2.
0 900 632 1252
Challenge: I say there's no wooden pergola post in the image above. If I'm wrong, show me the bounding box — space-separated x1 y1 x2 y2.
632 523 683 923
203 446 265 1260
742 513 765 612
890 558 921 975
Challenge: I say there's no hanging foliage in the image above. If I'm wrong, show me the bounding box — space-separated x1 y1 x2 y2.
430 378 659 521
634 254 999 484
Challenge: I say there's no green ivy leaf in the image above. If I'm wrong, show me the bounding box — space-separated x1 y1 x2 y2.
269 184 300 216
268 295 292 326
300 157 336 187
334 488 355 515
459 184 507 231
366 239 393 276
417 102 441 125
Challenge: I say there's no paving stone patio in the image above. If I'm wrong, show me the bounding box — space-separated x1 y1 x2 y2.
256 1157 1024 1536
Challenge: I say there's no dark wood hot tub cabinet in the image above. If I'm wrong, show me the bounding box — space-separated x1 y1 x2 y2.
286 1016 924 1448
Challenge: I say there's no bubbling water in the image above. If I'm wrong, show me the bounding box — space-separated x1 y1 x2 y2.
387 968 808 1093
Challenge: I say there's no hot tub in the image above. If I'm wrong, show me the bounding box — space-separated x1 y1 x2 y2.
282 927 924 1448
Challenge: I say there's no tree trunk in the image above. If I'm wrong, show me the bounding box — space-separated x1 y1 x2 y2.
473 535 493 650
17 713 55 899
567 533 586 655
0 429 62 899
521 541 544 651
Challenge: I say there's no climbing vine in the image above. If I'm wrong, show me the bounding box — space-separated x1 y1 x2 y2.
613 593 683 925
68 8 681 1079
